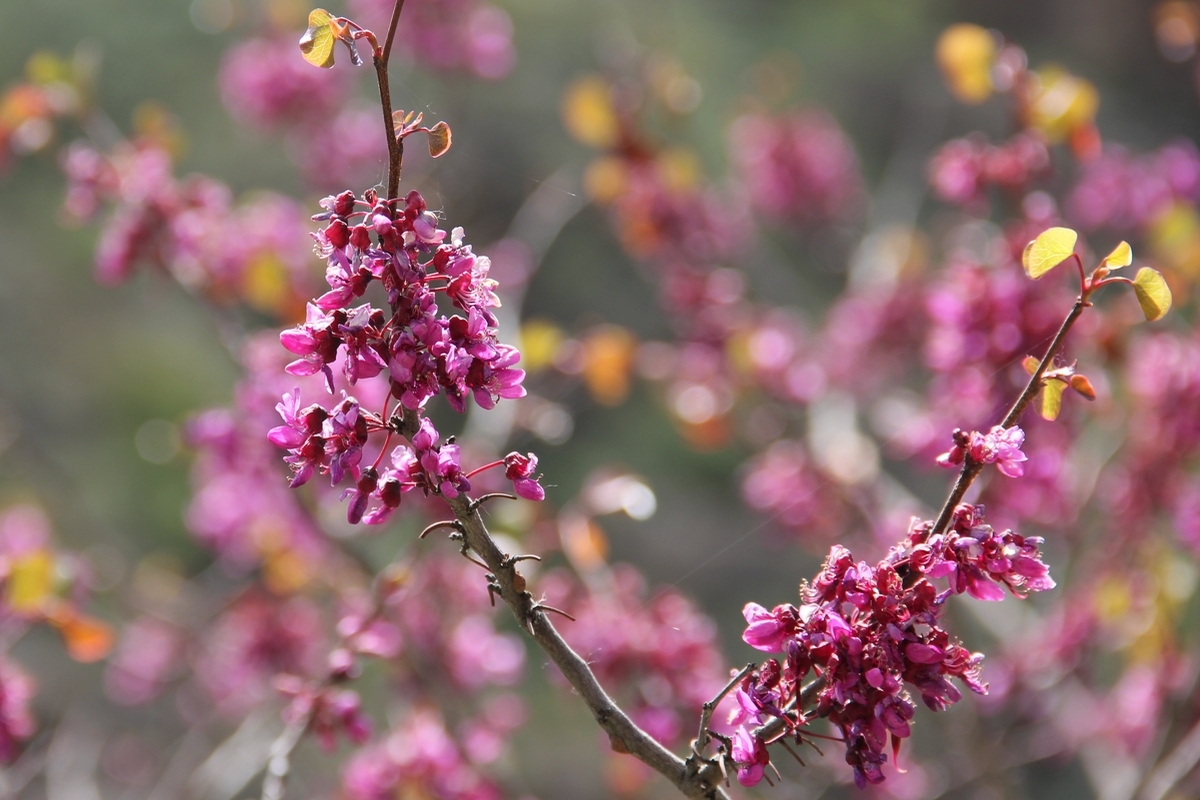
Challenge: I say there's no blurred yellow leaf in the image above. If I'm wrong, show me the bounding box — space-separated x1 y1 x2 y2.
1040 378 1065 421
519 319 564 374
1095 575 1132 621
582 326 636 406
242 252 288 316
1101 241 1132 270
1022 355 1040 375
25 51 73 85
1022 227 1078 279
6 551 54 614
1026 67 1099 143
935 24 997 104
1132 267 1172 321
49 607 114 663
562 76 620 149
299 8 336 69
583 157 627 204
559 513 608 574
426 121 452 158
262 547 312 595
1148 202 1200 278
656 147 699 192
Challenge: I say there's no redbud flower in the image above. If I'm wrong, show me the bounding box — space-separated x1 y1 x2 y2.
503 452 544 501
937 425 1027 477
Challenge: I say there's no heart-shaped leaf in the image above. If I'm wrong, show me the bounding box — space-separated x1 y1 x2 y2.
1022 227 1078 279
299 8 336 69
427 121 452 158
1132 267 1172 321
1100 241 1132 270
1040 378 1066 421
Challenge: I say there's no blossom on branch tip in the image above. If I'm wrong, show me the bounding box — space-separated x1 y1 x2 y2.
936 424 1028 477
503 452 545 501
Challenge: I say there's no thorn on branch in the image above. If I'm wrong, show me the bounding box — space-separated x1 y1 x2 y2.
529 603 576 622
486 576 502 607
457 542 491 571
470 492 517 512
419 519 462 540
500 553 541 569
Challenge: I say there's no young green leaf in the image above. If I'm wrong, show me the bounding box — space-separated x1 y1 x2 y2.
1132 267 1172 321
1041 378 1066 421
1100 241 1132 270
427 121 452 158
299 8 336 69
1022 227 1078 279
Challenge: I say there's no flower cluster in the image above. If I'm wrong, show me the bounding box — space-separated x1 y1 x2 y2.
928 131 1051 209
734 502 1053 788
341 708 508 800
1067 140 1200 232
729 109 864 225
348 0 516 80
269 188 542 521
60 139 317 315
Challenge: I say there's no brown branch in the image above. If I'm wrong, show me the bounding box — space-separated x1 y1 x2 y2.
930 297 1087 536
373 0 406 199
443 493 732 800
259 717 308 800
1137 715 1200 800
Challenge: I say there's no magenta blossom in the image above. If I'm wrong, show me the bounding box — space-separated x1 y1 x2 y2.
937 425 1028 478
503 452 545 501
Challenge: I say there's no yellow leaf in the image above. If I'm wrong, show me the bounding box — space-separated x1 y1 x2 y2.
1022 355 1040 375
1022 227 1078 279
1132 267 1172 321
1040 378 1066 421
562 76 620 149
935 24 997 104
1027 67 1100 143
583 157 627 204
1101 241 1132 270
6 551 54 614
426 121 452 158
299 8 336 69
519 319 564 374
582 325 636 406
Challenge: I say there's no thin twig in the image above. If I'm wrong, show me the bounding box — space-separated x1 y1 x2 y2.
443 493 732 800
259 715 309 800
689 663 754 770
1137 715 1200 800
930 297 1087 535
373 0 406 198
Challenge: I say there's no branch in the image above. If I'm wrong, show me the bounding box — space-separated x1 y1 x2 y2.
259 715 308 800
1137 715 1200 800
443 493 733 800
373 0 406 199
930 297 1087 535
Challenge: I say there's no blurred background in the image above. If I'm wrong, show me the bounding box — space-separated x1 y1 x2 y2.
3 0 1200 798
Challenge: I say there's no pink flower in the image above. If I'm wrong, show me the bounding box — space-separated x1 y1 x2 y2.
937 425 1027 478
